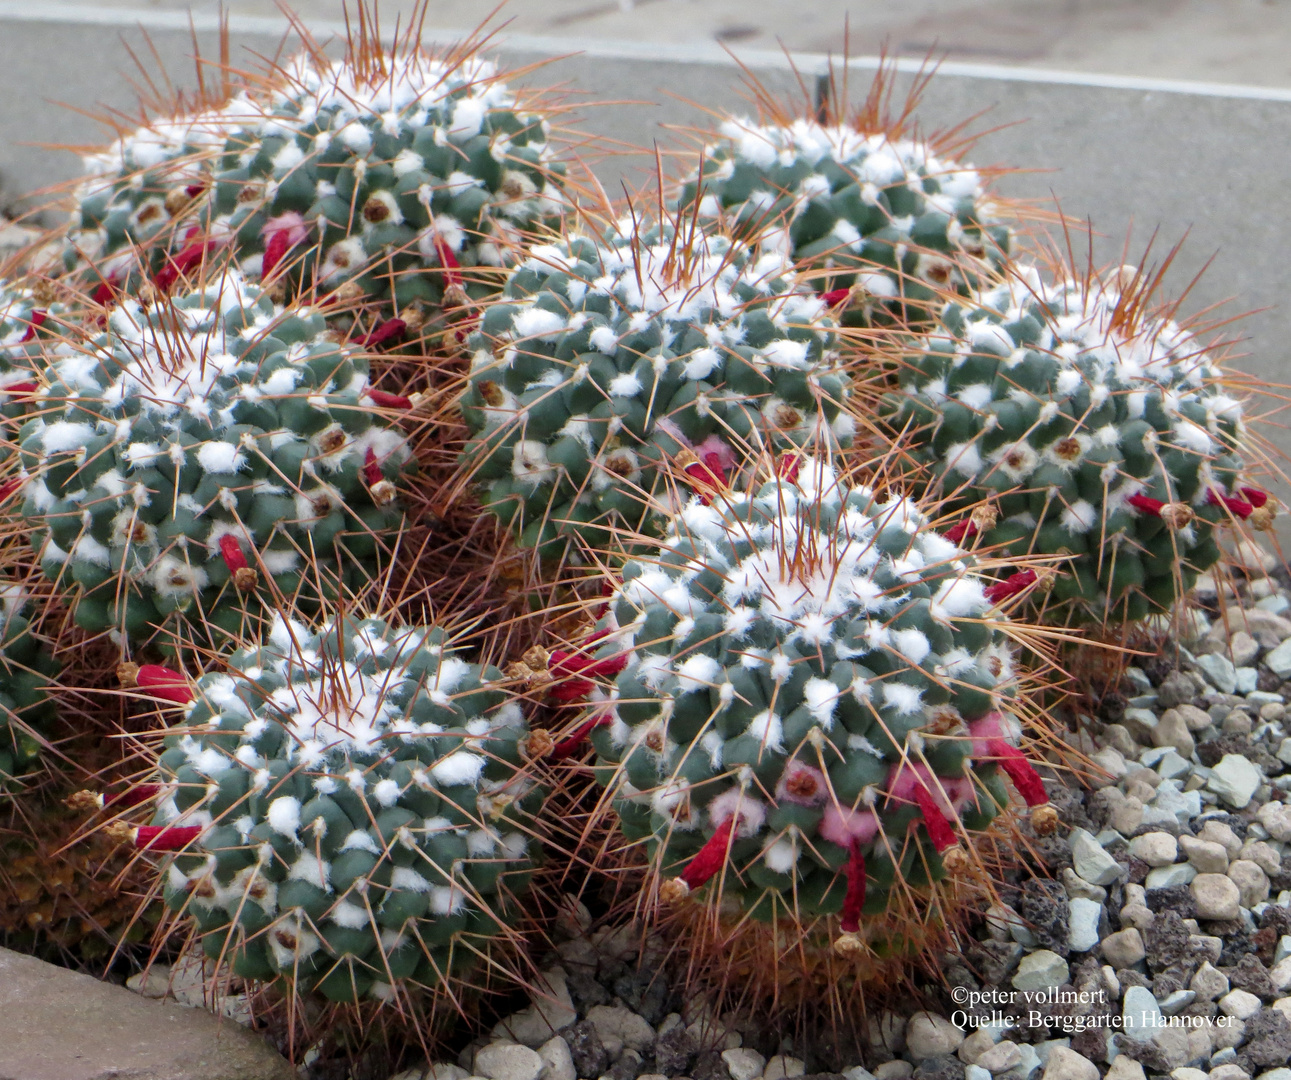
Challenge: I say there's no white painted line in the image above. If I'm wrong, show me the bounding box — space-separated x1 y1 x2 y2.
4 0 1291 104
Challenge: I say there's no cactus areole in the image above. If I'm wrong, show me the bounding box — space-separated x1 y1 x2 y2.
18 271 413 643
560 456 1051 939
883 266 1262 622
460 226 855 561
139 615 542 1003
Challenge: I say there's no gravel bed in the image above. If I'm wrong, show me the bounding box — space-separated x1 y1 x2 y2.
130 547 1291 1080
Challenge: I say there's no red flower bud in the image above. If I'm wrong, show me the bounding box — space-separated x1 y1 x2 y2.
18 309 46 344
358 318 407 349
984 569 1037 604
1208 488 1254 519
1127 493 1166 516
135 665 192 705
839 838 867 933
135 824 202 851
986 739 1049 807
364 388 414 409
913 785 958 853
550 713 612 760
680 817 736 890
432 236 463 289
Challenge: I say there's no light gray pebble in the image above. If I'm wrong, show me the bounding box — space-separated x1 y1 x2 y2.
976 1042 1023 1073
905 1012 965 1059
1102 928 1147 968
474 1044 545 1080
538 1038 575 1080
587 1005 656 1053
1191 874 1242 920
1070 829 1123 886
763 1056 805 1080
1039 1047 1097 1080
1067 898 1102 953
722 1049 766 1080
1012 951 1070 992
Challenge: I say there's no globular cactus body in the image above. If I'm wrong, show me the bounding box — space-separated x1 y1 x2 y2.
17 270 412 644
883 268 1254 622
136 615 541 1003
561 457 1050 936
460 227 855 560
201 51 565 325
677 120 1008 327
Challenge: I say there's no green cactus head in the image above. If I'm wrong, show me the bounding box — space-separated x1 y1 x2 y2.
676 116 1009 329
17 268 413 649
548 453 1054 960
129 612 542 1004
196 38 568 330
882 262 1261 625
63 31 568 339
459 219 856 563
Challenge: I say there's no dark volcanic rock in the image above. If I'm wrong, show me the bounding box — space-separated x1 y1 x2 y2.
1019 879 1070 957
653 1026 697 1076
559 1021 610 1079
913 1056 965 1080
1225 954 1278 1002
1237 1008 1291 1074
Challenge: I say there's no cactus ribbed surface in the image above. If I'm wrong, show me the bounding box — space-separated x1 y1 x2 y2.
64 98 267 293
0 284 71 423
143 615 541 1003
17 271 412 643
559 457 1051 940
0 587 60 788
460 226 855 560
676 119 1009 327
882 267 1256 623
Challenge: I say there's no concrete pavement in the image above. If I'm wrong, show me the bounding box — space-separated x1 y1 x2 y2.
16 0 1291 89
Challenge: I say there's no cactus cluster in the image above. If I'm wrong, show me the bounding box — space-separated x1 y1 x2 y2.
459 225 856 560
881 266 1257 623
676 119 1009 328
17 270 413 644
0 586 60 787
556 456 1053 944
5 6 1274 1050
137 614 541 1003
